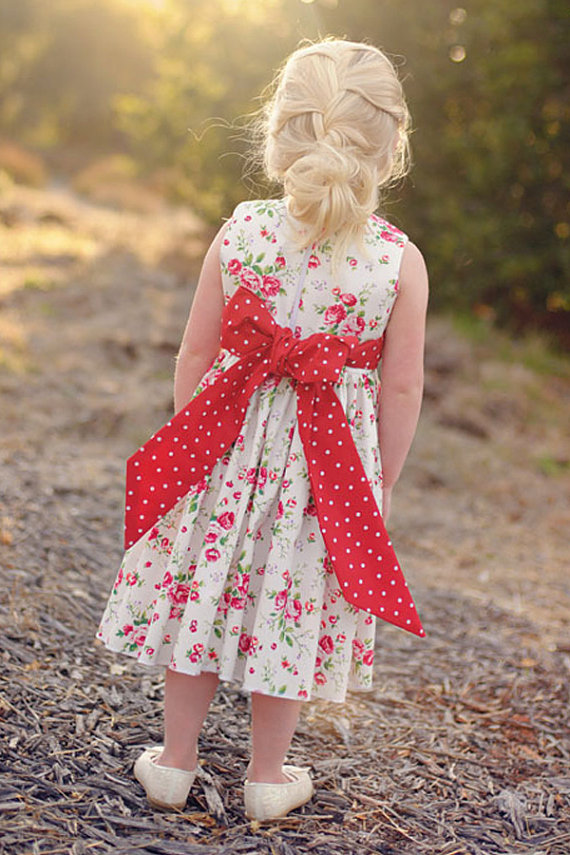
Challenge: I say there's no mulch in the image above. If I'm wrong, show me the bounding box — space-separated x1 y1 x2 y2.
0 197 569 854
1 521 569 855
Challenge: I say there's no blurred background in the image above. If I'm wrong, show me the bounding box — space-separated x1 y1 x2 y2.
0 0 568 337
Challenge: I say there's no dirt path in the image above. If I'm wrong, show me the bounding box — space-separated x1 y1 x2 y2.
1 184 569 854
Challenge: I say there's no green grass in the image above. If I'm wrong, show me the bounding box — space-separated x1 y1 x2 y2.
536 454 570 477
449 311 570 379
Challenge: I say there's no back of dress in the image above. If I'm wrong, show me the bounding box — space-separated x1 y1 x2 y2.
97 196 416 705
220 198 407 340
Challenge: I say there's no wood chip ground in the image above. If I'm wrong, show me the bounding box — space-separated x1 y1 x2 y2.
1 185 569 854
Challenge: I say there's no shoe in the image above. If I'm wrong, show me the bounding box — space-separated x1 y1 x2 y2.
133 745 199 810
244 764 314 821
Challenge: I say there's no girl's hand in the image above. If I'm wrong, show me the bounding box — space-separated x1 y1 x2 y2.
382 485 393 524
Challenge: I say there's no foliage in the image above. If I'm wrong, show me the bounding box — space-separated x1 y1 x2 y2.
0 0 567 334
0 0 155 147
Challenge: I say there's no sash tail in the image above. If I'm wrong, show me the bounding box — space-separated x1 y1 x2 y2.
296 383 425 637
124 352 267 549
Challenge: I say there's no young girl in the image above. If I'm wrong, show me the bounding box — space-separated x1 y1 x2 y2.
97 38 428 823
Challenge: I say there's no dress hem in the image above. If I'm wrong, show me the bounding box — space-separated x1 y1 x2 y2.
95 636 372 705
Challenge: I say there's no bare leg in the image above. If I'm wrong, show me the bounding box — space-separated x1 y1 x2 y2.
247 692 303 783
157 669 219 771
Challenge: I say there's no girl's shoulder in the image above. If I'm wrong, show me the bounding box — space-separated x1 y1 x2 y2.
226 197 286 226
367 213 409 248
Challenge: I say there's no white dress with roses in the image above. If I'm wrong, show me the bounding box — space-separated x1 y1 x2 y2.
97 198 408 703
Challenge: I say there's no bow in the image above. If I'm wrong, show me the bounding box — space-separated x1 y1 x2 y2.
124 287 424 637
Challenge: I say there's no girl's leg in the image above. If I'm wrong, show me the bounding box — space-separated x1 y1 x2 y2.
247 692 303 783
158 669 219 771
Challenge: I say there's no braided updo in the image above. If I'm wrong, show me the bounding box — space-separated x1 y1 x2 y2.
262 40 410 256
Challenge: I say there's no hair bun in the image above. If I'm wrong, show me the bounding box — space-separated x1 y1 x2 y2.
261 39 411 258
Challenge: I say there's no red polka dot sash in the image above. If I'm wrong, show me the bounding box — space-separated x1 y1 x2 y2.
125 287 425 637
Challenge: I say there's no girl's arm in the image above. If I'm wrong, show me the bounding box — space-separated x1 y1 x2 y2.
378 241 429 523
173 222 229 413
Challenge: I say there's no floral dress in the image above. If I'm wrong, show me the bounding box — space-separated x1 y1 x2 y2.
97 198 408 703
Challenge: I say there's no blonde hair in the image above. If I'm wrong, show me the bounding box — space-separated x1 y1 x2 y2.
261 39 411 259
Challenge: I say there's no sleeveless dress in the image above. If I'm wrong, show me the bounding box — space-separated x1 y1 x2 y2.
96 198 408 703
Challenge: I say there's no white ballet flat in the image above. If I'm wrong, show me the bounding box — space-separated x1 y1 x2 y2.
133 745 199 810
244 764 314 821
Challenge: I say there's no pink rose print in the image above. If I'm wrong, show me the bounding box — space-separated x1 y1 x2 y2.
257 467 268 489
285 598 302 622
274 590 288 611
298 689 308 699
340 315 366 336
217 511 235 530
205 548 220 562
189 619 198 632
314 672 327 685
319 635 334 655
133 630 147 647
261 274 281 297
308 254 320 268
228 258 242 275
324 304 347 325
363 650 374 666
276 501 284 520
238 633 251 653
323 556 334 575
122 624 134 636
352 638 365 660
169 582 190 605
339 292 357 306
348 257 358 267
149 527 159 540
204 531 218 543
380 229 402 244
303 501 318 517
237 573 250 595
169 605 182 619
275 255 286 268
126 572 137 587
240 268 261 291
